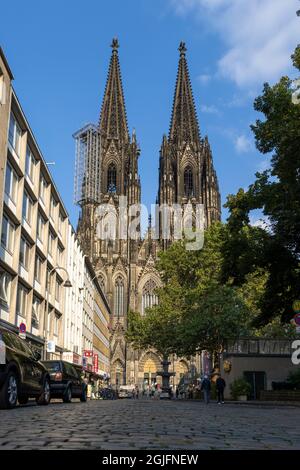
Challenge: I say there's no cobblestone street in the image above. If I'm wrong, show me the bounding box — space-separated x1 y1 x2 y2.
1 399 300 450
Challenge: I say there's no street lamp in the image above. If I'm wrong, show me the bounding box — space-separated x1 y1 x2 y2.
43 266 72 360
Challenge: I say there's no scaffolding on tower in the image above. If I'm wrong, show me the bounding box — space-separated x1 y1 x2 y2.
73 123 101 206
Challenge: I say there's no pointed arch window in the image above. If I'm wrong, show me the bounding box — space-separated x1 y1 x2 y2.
184 166 194 197
107 164 117 193
142 279 158 315
114 276 124 317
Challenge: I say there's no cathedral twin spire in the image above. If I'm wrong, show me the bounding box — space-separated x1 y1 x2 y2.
99 39 202 148
99 38 129 144
97 38 221 225
169 41 201 147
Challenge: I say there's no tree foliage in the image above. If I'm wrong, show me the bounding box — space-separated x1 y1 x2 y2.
225 45 300 323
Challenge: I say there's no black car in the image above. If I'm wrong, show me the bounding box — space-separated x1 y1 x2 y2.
42 360 87 403
0 326 51 409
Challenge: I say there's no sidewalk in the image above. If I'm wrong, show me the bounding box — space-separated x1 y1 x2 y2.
226 399 300 407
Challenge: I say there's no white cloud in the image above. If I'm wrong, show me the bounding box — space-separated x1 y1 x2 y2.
235 135 253 153
200 104 221 115
170 0 299 87
197 73 212 84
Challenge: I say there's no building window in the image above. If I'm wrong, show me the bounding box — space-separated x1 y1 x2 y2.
8 113 22 155
57 245 63 266
0 271 11 306
37 213 45 241
55 279 61 303
58 212 64 235
20 237 31 270
32 296 41 329
22 191 33 225
39 175 47 203
107 164 117 193
50 195 57 221
142 279 158 315
1 215 15 253
46 268 53 291
48 231 55 257
4 163 18 204
54 314 59 336
114 276 124 317
34 255 43 283
25 146 36 182
16 284 28 318
184 166 194 197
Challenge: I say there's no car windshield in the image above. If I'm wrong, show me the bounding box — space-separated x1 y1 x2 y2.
43 361 61 372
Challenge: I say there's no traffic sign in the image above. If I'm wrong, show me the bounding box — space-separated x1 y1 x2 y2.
19 323 26 340
47 340 55 353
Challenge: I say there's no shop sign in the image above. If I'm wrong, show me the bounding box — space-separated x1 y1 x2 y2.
82 356 87 369
84 350 93 358
93 353 99 373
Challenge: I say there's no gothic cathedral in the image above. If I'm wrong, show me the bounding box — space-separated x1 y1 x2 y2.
76 39 221 388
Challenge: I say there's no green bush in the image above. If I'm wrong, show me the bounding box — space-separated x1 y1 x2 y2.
287 369 300 389
230 378 251 400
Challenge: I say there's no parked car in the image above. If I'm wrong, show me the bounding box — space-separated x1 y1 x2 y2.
41 360 87 403
118 385 134 398
0 326 51 409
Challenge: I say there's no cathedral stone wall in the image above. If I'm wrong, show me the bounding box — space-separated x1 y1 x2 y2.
76 39 221 389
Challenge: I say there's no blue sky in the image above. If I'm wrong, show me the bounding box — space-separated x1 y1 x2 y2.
1 0 299 230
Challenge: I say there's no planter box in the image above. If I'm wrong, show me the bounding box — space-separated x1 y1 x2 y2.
237 395 248 401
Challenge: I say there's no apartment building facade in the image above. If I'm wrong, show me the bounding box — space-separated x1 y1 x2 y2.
0 47 111 373
62 224 84 364
0 82 70 356
93 285 110 377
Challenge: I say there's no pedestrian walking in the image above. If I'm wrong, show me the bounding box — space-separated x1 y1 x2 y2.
176 387 179 399
201 375 211 404
216 375 226 404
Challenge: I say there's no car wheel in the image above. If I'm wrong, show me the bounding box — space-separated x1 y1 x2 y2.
18 395 29 405
36 377 51 406
80 387 87 402
0 371 18 409
62 386 72 403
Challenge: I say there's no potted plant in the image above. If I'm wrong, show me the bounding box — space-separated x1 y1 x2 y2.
230 378 251 401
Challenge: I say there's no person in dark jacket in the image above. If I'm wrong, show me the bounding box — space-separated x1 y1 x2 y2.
201 375 211 404
216 375 226 404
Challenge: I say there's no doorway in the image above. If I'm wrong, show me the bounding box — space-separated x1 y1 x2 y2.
243 371 266 400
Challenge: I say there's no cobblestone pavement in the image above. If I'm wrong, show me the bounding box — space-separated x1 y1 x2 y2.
0 398 300 450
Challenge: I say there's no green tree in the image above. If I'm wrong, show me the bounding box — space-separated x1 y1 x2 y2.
225 45 300 324
127 223 251 364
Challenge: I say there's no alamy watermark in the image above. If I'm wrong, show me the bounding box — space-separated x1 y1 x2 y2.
94 197 205 251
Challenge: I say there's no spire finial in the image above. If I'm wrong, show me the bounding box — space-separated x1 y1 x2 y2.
111 37 119 52
179 41 187 56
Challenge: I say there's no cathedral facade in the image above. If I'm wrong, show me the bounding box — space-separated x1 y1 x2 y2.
76 39 221 388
